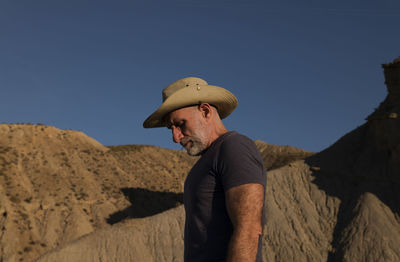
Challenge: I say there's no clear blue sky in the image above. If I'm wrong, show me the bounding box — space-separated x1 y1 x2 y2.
1 0 399 152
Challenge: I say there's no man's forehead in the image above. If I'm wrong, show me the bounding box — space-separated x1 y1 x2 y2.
169 106 196 118
164 106 197 125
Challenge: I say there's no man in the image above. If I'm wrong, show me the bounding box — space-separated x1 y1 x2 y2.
143 77 266 262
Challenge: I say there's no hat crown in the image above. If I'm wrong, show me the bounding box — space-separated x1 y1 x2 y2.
162 77 208 102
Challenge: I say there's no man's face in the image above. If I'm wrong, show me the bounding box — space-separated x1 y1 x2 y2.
167 106 209 156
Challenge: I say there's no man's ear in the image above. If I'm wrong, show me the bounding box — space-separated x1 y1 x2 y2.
198 103 212 119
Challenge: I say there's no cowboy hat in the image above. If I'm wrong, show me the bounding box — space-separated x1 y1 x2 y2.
143 77 238 128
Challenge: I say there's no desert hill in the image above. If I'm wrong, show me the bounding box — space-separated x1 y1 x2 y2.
0 124 309 261
0 125 196 262
254 140 313 170
34 206 186 262
34 57 400 262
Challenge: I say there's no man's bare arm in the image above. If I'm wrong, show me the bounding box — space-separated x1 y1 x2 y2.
225 183 265 262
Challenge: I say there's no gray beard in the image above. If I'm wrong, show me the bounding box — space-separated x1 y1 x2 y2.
182 136 207 156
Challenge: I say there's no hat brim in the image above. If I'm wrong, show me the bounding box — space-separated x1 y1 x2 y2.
143 84 238 128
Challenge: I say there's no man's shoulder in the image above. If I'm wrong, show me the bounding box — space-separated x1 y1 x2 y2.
220 131 256 148
215 131 266 188
216 131 263 160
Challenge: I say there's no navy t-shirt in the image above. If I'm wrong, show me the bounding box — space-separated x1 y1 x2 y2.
183 131 266 261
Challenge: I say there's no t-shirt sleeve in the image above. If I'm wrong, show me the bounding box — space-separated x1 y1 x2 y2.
217 134 266 191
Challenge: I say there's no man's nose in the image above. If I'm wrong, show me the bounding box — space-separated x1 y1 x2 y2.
172 126 183 143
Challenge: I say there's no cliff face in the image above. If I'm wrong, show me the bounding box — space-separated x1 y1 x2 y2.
301 57 400 261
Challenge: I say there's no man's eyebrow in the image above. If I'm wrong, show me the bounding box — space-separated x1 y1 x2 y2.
166 119 184 129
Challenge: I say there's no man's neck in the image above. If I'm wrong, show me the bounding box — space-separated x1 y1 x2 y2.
206 124 228 148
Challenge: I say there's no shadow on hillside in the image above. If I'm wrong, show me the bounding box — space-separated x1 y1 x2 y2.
305 159 361 262
306 161 400 261
106 188 183 225
304 124 400 262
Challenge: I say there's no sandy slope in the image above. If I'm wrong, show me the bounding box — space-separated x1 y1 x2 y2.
35 206 185 262
0 125 196 262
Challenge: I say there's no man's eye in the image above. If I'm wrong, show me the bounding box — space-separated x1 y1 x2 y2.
169 121 185 130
